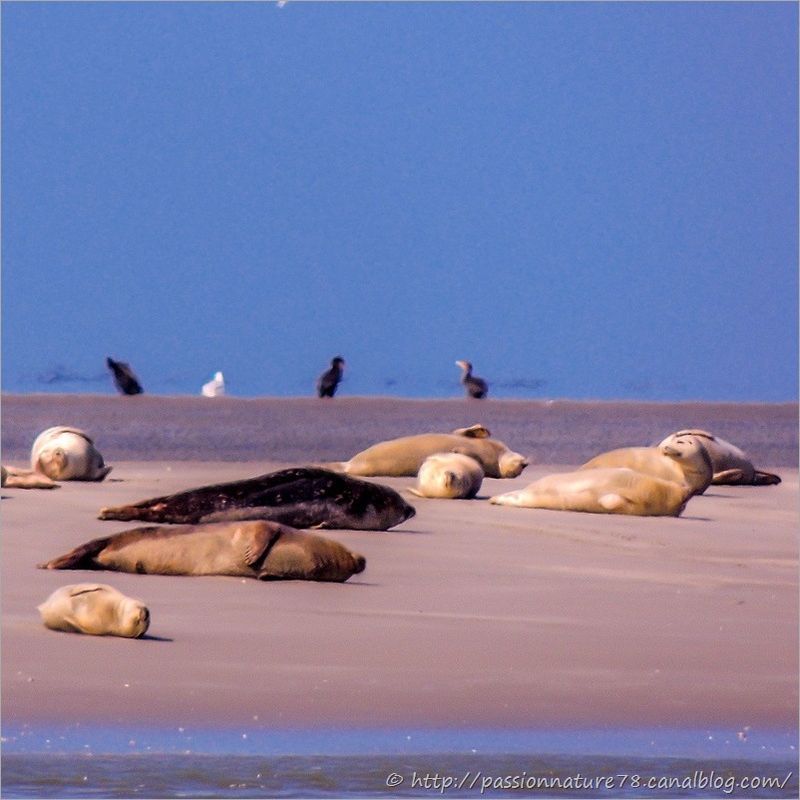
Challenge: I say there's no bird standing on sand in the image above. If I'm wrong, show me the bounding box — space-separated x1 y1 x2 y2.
317 357 345 398
456 360 488 399
106 357 143 396
202 371 225 397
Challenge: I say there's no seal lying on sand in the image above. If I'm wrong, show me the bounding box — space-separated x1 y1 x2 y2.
489 468 691 517
332 425 528 479
579 435 713 496
98 467 415 530
39 521 366 583
658 430 781 486
1 465 58 490
38 583 150 638
410 452 484 499
31 427 112 482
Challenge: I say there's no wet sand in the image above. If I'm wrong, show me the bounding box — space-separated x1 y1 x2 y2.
2 396 797 735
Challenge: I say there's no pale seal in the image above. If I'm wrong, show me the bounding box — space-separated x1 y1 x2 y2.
31 426 112 482
579 435 713 496
658 429 781 486
333 425 528 479
38 583 150 638
410 452 484 499
489 468 691 517
97 467 415 530
39 520 366 583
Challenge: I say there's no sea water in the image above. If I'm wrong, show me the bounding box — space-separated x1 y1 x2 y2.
2 726 797 798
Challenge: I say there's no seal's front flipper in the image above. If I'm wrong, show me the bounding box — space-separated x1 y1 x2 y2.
241 523 283 568
712 469 745 484
598 493 627 512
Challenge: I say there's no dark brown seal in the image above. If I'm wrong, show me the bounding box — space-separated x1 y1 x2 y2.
97 467 415 530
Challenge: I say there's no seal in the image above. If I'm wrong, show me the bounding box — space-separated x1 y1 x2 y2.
333 425 528 479
658 429 781 486
31 426 112 482
579 435 713 496
97 467 415 530
38 583 150 638
455 360 488 399
39 520 367 583
410 452 484 499
317 357 345 398
1 465 58 489
106 357 143 395
489 467 691 517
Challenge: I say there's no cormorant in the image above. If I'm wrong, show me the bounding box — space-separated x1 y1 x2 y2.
455 360 488 399
317 357 345 398
106 357 143 395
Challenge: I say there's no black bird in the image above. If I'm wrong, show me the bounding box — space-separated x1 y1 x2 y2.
455 360 488 399
317 356 345 398
106 357 143 395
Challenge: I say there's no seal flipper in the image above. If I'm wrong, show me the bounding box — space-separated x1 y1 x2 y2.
712 468 746 484
241 523 284 569
38 535 113 570
598 492 628 511
452 424 491 439
753 470 781 486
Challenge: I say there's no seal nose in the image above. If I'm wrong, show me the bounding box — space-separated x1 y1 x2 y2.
404 504 416 521
354 555 366 574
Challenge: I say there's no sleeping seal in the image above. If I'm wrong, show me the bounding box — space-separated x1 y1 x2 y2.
658 429 781 486
333 425 528 479
410 452 484 499
31 426 112 482
579 435 713 496
38 583 150 638
98 467 415 530
39 520 366 583
489 468 691 517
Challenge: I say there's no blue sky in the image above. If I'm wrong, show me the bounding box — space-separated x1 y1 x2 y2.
2 2 797 400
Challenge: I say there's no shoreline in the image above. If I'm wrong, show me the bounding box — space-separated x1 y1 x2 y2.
2 395 796 465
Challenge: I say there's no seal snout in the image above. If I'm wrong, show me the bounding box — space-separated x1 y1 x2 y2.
354 555 367 574
403 503 416 522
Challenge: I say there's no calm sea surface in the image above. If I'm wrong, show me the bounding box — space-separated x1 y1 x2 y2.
3 753 797 799
2 726 797 799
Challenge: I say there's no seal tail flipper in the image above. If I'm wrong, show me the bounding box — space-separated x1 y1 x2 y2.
753 470 781 486
98 502 171 522
313 461 347 473
38 536 112 570
408 487 425 497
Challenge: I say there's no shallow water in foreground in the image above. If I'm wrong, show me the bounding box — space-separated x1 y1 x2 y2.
3 726 798 799
3 753 798 799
